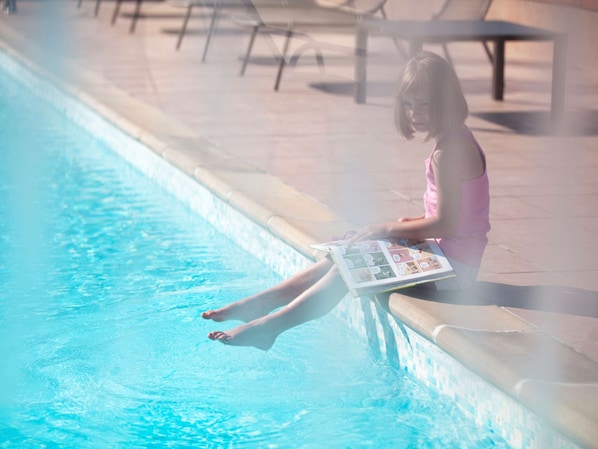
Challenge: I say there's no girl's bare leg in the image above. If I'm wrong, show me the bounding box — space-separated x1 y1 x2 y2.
208 265 348 350
201 257 334 323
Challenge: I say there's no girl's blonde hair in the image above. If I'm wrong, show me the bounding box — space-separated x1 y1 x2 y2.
394 51 468 140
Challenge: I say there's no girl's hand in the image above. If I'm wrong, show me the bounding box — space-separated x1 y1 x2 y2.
351 216 426 242
397 215 425 223
350 224 388 242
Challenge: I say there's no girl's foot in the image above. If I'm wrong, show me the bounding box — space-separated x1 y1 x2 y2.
201 302 264 323
207 321 277 351
201 308 233 322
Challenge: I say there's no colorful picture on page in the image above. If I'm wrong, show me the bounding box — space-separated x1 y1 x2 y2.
371 265 395 280
350 267 376 283
416 256 442 272
397 260 421 276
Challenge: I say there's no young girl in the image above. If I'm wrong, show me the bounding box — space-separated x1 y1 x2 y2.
203 51 490 350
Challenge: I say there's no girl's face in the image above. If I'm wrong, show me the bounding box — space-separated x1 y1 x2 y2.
401 87 431 133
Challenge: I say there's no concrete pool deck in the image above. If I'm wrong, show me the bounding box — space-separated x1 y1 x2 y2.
1 1 597 447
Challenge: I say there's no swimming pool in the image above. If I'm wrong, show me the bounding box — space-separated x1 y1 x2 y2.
0 45 578 448
0 59 513 448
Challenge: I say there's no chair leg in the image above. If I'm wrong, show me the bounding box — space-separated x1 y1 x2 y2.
77 0 83 9
129 0 142 34
94 0 101 16
240 25 258 76
111 0 122 25
315 49 325 72
441 43 454 66
391 37 408 60
202 3 221 62
176 5 193 50
289 42 325 72
482 41 494 64
274 30 292 91
261 32 281 60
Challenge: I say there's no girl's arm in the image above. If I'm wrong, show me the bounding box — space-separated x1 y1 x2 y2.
351 213 455 242
353 135 480 242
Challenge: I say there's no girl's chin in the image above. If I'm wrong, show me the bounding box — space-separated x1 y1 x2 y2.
412 123 428 132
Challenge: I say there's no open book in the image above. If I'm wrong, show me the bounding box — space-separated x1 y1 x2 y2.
312 238 454 297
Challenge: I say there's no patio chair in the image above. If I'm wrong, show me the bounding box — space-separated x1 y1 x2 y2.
433 0 494 65
76 0 137 27
168 0 254 56
111 0 145 33
240 0 390 91
110 0 168 33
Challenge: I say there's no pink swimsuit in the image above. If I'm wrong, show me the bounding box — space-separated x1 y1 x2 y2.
423 126 490 270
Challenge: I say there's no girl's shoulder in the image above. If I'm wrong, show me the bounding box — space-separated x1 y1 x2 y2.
436 126 481 154
436 125 475 146
434 126 485 180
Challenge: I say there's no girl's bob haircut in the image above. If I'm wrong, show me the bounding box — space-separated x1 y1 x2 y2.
395 51 468 141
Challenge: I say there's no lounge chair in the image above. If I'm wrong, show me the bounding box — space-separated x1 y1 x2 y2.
109 0 168 33
433 0 494 64
239 0 389 91
77 0 102 17
111 0 146 33
167 0 255 56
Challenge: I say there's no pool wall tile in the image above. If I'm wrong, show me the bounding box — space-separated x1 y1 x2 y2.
335 297 584 449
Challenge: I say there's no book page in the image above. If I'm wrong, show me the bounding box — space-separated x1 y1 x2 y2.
327 239 453 293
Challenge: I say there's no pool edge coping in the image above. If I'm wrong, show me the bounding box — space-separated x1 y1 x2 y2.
0 28 596 449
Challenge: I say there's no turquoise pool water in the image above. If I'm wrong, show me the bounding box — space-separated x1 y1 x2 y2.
0 68 511 448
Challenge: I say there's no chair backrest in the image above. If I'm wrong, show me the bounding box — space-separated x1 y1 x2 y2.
251 0 387 28
278 0 387 14
433 0 492 21
318 0 388 14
